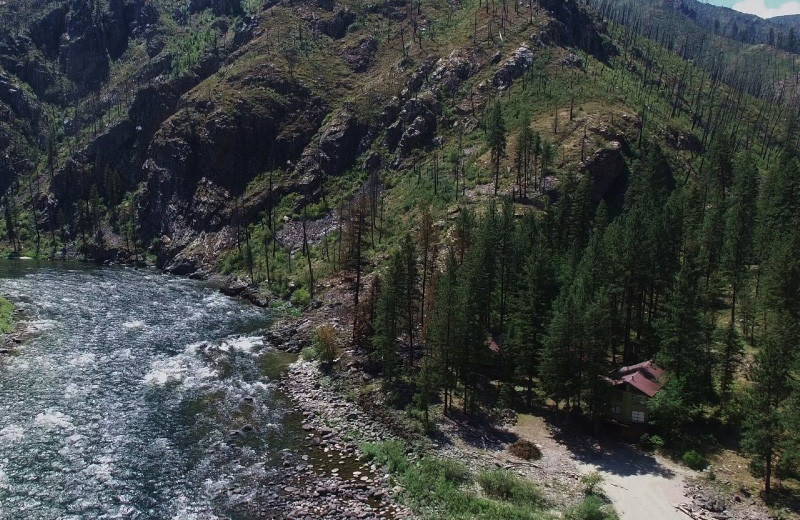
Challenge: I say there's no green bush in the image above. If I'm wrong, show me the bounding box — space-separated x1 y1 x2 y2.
566 495 618 520
360 442 553 519
682 450 709 470
580 472 604 495
0 296 13 334
360 440 409 473
312 325 338 364
300 346 318 361
477 469 544 506
639 433 665 451
291 287 311 308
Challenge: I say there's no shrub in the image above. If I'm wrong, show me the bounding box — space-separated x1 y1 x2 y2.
567 495 618 520
0 296 13 334
291 287 311 308
639 433 665 451
312 325 338 364
682 450 709 470
580 472 604 495
360 440 409 473
508 440 542 461
300 346 318 361
418 457 471 485
477 469 544 506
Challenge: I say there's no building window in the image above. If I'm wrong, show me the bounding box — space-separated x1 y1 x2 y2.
631 410 645 423
611 405 621 415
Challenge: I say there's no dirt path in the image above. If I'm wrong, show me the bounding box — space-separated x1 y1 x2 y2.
510 415 691 520
572 441 691 520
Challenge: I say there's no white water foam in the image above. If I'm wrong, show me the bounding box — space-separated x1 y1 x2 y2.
143 355 216 389
122 320 146 330
69 353 96 367
0 425 24 444
34 410 74 430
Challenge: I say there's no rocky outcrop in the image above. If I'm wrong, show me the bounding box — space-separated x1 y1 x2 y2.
492 45 534 90
59 0 110 91
317 9 355 39
385 92 440 156
133 68 329 268
189 0 244 15
29 3 69 59
0 74 44 133
664 127 703 153
319 108 364 176
579 141 627 202
430 50 475 95
343 36 377 72
539 0 616 61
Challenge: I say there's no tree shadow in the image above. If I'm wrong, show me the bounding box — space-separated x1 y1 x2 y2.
441 408 519 451
548 420 677 479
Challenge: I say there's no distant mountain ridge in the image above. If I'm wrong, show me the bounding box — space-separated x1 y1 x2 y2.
662 0 799 50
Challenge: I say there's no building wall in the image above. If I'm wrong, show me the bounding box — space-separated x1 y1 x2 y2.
609 384 649 423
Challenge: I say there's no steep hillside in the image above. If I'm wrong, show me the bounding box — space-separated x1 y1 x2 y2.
3 0 800 517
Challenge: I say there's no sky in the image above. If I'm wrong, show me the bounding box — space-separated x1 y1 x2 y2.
703 0 800 18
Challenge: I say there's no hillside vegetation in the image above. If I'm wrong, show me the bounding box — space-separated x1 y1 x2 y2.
2 0 800 517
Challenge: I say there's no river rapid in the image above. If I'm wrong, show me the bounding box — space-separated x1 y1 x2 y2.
0 261 306 520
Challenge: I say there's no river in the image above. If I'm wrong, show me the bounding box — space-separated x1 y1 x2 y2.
0 261 306 520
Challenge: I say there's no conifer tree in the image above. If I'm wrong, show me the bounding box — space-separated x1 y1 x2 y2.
372 249 405 389
486 102 507 195
509 233 557 406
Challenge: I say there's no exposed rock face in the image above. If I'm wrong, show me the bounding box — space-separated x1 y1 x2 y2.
103 0 128 60
189 0 244 15
430 50 475 94
0 34 62 102
539 0 616 61
492 45 534 89
0 74 44 132
134 70 329 268
59 0 111 91
317 9 355 39
396 94 441 156
579 141 627 202
366 0 407 21
29 4 69 59
319 109 364 176
343 36 377 72
664 127 703 153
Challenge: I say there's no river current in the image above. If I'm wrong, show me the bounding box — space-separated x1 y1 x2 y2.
0 262 304 519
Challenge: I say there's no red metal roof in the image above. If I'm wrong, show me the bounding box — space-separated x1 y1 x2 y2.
611 360 665 397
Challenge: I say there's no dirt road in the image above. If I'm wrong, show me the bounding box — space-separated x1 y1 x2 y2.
510 415 691 520
572 440 691 520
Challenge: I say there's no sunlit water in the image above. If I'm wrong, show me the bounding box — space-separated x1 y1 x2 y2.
0 262 303 519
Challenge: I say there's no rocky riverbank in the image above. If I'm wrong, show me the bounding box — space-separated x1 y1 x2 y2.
266 358 416 519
